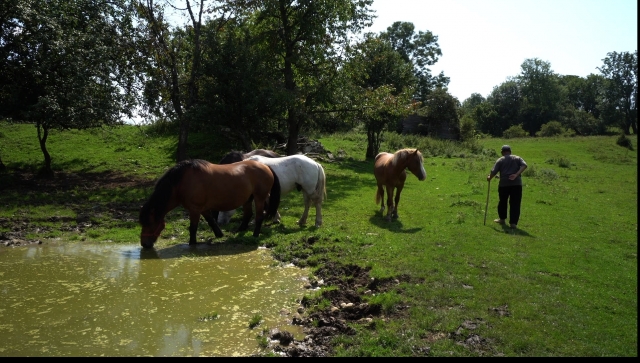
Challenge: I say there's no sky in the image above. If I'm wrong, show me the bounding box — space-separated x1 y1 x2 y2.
365 0 638 102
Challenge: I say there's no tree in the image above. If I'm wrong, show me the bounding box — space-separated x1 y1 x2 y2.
0 0 140 176
344 34 416 158
250 0 375 156
197 16 286 150
416 88 460 139
380 21 449 103
598 50 638 134
472 101 499 136
137 0 216 161
557 74 606 135
517 58 562 135
461 93 486 116
484 79 522 136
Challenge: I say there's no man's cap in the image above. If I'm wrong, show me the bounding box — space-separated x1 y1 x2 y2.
501 145 511 152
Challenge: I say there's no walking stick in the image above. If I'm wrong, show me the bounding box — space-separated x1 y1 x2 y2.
484 179 491 225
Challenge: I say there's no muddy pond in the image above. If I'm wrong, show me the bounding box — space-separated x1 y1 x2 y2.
0 241 309 356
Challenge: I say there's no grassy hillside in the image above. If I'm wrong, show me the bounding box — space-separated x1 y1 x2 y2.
0 122 637 356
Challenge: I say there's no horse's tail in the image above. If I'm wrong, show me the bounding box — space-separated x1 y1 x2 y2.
265 166 281 220
375 187 383 205
313 162 327 202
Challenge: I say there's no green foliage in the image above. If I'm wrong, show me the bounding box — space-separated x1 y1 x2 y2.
344 33 417 158
598 51 638 134
525 165 560 183
415 88 460 139
256 335 269 349
459 114 476 141
616 133 634 150
563 108 605 136
380 21 449 103
518 58 563 135
546 156 572 168
536 121 566 137
248 314 263 329
502 124 529 139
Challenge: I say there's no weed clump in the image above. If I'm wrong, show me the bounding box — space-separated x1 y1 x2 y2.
616 133 634 150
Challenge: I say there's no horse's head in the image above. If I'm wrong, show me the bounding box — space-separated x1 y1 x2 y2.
407 149 427 181
139 206 165 249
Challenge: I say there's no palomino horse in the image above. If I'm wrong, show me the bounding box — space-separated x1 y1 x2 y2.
374 148 426 221
219 154 327 227
138 159 281 248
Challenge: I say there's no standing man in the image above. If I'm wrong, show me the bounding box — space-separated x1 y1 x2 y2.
487 145 528 229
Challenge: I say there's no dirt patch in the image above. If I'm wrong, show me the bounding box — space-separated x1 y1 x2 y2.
258 261 416 357
0 170 152 246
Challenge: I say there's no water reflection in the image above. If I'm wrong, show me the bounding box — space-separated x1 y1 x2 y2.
0 242 308 357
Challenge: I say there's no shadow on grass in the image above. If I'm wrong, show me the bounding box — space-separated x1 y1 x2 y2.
368 211 423 234
494 223 535 237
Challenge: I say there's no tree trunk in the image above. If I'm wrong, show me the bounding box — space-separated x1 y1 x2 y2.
366 127 380 159
285 111 301 156
0 155 5 172
36 123 54 178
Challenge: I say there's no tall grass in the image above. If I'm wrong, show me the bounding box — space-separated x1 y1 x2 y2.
0 122 637 357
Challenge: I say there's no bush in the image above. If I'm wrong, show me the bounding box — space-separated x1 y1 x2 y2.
616 133 634 150
502 124 528 139
459 114 476 141
536 121 566 137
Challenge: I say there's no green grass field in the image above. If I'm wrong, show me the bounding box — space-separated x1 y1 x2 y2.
0 122 637 356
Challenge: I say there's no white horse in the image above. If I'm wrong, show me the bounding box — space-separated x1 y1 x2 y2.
218 154 327 227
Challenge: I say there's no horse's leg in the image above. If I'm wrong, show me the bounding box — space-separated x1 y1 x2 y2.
377 184 385 213
237 202 253 232
273 210 282 224
253 200 266 237
314 197 323 227
298 193 311 226
393 184 404 219
188 212 200 245
202 209 224 238
384 185 395 221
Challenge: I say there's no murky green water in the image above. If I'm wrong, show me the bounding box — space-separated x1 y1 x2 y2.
0 242 309 357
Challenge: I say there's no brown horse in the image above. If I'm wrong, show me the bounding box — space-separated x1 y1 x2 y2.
216 149 282 225
139 159 281 248
374 148 427 221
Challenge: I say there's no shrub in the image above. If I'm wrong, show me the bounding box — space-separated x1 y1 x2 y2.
502 124 528 139
459 114 476 141
546 157 572 168
616 133 634 150
536 121 566 137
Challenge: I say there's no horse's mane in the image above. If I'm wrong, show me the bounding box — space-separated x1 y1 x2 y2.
218 150 244 164
139 159 209 225
391 148 422 167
